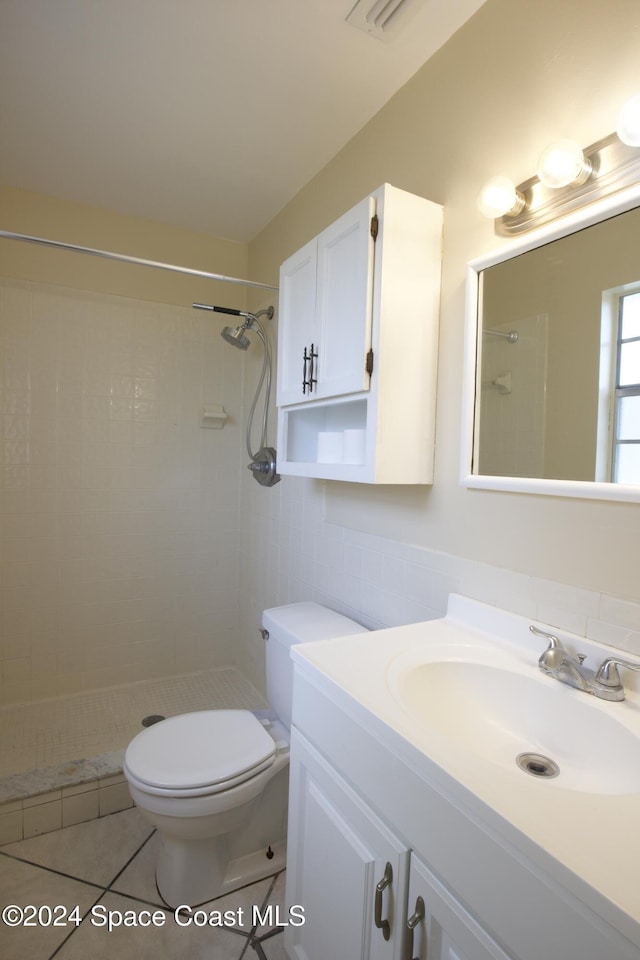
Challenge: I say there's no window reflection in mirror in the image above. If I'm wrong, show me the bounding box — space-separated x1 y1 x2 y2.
476 205 640 484
608 290 640 482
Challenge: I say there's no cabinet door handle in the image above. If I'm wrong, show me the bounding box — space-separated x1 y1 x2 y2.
374 861 393 941
308 343 318 393
405 895 425 960
302 347 309 394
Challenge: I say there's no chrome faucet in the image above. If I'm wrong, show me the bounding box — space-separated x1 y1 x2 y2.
531 625 640 702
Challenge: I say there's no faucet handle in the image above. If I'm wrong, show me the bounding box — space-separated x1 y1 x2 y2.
530 625 564 669
530 625 561 646
595 656 640 688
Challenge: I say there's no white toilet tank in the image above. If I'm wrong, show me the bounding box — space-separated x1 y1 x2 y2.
262 601 365 731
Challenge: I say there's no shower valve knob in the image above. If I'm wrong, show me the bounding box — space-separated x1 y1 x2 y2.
248 447 280 487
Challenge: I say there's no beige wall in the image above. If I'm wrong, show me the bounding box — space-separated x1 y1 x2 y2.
248 0 640 605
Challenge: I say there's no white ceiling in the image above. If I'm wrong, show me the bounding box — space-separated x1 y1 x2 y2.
0 0 486 243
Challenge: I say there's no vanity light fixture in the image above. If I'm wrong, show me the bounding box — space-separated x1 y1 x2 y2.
476 176 525 219
617 91 640 146
536 139 592 189
478 92 640 235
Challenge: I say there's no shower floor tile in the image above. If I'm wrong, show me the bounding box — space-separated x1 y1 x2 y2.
0 667 267 784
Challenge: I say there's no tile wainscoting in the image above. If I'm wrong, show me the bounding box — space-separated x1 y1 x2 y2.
237 470 640 693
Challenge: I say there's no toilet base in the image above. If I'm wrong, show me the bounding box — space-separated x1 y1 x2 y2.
156 836 286 908
144 761 289 908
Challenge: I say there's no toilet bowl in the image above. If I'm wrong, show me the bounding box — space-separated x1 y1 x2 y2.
123 602 366 907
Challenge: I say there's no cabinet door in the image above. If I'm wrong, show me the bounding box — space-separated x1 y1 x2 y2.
405 855 513 960
277 237 318 406
314 194 376 400
285 729 409 960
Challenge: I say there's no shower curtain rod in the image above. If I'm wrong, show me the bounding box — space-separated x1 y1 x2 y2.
0 229 279 292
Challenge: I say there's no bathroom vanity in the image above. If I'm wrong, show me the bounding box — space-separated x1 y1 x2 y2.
284 596 640 960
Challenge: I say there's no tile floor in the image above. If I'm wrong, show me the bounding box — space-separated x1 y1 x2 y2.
0 806 288 959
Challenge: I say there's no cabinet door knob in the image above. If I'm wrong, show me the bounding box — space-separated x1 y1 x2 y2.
405 895 425 960
374 861 393 941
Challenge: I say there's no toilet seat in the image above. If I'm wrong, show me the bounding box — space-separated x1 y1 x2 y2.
124 709 276 798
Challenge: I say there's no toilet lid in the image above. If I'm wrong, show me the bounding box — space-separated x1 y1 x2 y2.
124 710 276 791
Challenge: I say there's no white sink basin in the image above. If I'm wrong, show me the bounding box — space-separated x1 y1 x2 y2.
387 651 640 795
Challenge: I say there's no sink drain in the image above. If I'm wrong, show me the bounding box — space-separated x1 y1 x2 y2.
142 715 166 727
516 752 560 779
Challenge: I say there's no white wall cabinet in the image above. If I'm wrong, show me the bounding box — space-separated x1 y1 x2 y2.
278 195 376 406
276 183 443 483
285 730 511 960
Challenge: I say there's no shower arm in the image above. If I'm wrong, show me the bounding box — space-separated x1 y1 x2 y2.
193 303 255 320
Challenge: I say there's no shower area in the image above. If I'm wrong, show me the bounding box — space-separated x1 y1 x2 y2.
477 314 549 478
0 236 280 841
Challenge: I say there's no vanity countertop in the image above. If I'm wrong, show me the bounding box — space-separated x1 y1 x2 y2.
290 594 640 951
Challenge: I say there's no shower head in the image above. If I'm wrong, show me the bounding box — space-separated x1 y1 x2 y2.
221 323 251 350
191 303 274 351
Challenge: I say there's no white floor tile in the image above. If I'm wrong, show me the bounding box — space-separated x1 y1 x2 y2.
54 891 251 960
252 871 286 936
254 928 289 959
206 876 275 934
0 855 99 960
0 808 153 887
110 830 164 906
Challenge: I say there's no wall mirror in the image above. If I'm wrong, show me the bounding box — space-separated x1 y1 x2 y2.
462 181 640 502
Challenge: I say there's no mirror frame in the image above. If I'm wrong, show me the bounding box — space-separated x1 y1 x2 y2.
461 177 640 502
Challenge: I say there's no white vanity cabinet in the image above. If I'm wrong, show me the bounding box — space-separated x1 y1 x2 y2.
285 660 640 960
276 183 443 483
286 728 409 960
406 855 513 960
286 728 511 960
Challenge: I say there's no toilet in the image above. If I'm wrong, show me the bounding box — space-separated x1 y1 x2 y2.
123 601 366 907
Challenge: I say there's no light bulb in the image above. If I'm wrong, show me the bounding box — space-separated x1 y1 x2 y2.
537 139 591 189
617 92 640 146
477 176 525 219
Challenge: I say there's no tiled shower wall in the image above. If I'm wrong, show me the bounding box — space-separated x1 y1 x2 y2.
0 278 244 705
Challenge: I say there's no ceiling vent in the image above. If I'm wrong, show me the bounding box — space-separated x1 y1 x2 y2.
345 0 419 41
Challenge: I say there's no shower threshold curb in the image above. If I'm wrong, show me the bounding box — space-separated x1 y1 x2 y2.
0 749 125 805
